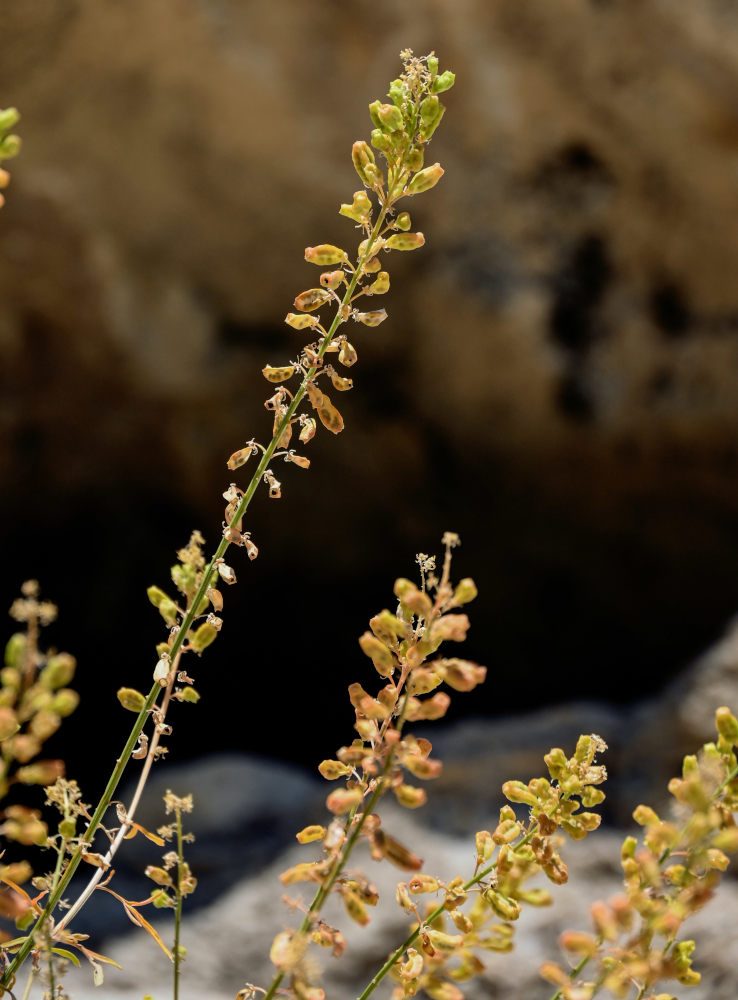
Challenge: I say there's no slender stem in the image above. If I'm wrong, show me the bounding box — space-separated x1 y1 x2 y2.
174 805 184 1000
1 166 394 994
356 824 540 1000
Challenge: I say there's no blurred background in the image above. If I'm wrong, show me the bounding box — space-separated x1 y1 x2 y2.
2 0 738 793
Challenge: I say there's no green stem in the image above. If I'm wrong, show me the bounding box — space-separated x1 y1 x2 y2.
174 806 184 1000
1 165 394 996
356 824 540 1000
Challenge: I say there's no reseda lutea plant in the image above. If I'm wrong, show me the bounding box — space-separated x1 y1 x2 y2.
0 51 456 994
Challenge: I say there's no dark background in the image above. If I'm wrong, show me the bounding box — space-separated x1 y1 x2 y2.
2 1 738 796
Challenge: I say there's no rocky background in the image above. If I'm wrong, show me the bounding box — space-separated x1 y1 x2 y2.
3 6 738 986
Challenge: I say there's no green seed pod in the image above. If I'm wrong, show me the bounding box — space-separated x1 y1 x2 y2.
395 212 411 231
370 128 392 152
171 563 197 595
427 55 439 76
190 622 218 653
117 687 147 712
483 888 522 922
342 887 369 926
368 100 384 130
50 689 79 717
339 190 372 224
386 232 426 252
716 706 738 745
376 102 404 132
152 888 174 908
352 140 377 186
4 633 26 668
0 706 19 741
0 135 20 159
326 787 363 814
388 79 405 106
408 163 444 196
40 652 76 690
406 147 424 172
180 686 200 703
0 108 20 133
409 874 440 894
432 71 455 94
59 817 76 839
501 780 538 807
475 829 494 862
304 244 347 266
452 577 478 605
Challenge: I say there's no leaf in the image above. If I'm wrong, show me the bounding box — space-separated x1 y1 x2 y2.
93 963 104 986
99 886 173 961
50 947 81 967
123 820 166 847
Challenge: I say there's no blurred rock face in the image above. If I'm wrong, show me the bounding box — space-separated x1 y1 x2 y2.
2 1 738 738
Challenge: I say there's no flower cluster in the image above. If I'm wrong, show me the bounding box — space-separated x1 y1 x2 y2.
542 706 738 1000
262 533 483 1000
0 583 78 885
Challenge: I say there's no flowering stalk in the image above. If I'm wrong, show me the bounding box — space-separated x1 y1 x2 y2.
542 707 738 1000
258 533 485 1000
0 49 454 993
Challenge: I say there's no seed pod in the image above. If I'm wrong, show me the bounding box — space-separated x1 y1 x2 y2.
317 393 344 434
400 948 423 980
49 688 77 719
342 887 369 926
154 656 171 685
180 686 200 703
370 128 392 152
305 244 348 267
0 108 20 133
367 271 390 295
432 70 455 94
325 787 363 814
355 309 388 328
441 658 487 691
409 874 439 894
318 759 351 780
376 102 404 132
329 371 353 392
280 861 324 886
483 888 522 921
320 270 344 290
0 135 20 159
294 288 332 312
145 866 174 888
40 652 76 690
0 707 19 741
386 232 426 252
285 312 320 330
117 688 146 713
227 446 255 470
217 563 237 585
4 633 26 669
427 930 464 953
305 380 323 409
207 587 223 612
286 452 311 469
362 255 382 274
299 417 316 443
339 190 372 224
16 759 64 786
395 211 411 231
262 364 296 383
406 146 424 172
431 614 470 642
296 824 326 844
338 341 357 367
352 140 382 188
452 577 478 605
190 623 218 653
408 163 444 196
420 95 442 130
394 784 427 809
358 632 396 678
